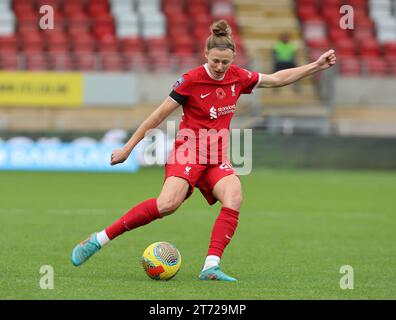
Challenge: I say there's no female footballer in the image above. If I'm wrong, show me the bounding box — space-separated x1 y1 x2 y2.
71 20 336 281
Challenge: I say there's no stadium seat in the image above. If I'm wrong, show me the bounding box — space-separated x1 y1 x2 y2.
358 39 381 58
101 53 125 71
124 53 150 72
388 60 396 75
328 29 351 43
75 54 97 71
383 41 396 56
25 53 49 70
302 18 327 42
120 37 145 54
49 53 74 70
115 13 140 38
362 57 387 76
0 54 19 70
338 59 361 76
297 6 320 21
63 2 85 16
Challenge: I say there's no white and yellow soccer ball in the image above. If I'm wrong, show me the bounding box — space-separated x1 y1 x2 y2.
141 242 182 280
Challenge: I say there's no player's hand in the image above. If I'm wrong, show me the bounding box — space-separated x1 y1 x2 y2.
316 49 337 70
110 148 130 165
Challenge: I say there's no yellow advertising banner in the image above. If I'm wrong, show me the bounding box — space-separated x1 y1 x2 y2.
0 72 83 107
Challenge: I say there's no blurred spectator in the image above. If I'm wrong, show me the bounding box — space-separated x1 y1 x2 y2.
272 32 300 92
273 32 297 71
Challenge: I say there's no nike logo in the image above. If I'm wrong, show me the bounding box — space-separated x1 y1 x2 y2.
200 92 212 99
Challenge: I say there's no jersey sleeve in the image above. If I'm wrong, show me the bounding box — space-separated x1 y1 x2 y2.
238 67 261 94
169 74 193 105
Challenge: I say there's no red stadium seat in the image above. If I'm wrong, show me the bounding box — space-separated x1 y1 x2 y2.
63 3 85 16
328 29 351 43
75 54 97 71
358 40 381 58
124 53 150 72
72 33 96 53
296 0 319 6
101 53 125 71
87 2 109 17
0 35 18 47
383 42 396 55
0 54 19 70
297 5 320 21
338 59 361 76
93 13 114 30
93 25 115 41
0 44 18 54
25 54 49 70
306 38 331 50
68 24 91 37
120 37 145 55
67 12 91 28
36 0 59 9
334 38 356 56
98 36 119 54
49 53 74 70
388 60 396 76
354 16 375 30
151 54 172 72
346 0 367 8
362 58 387 76
353 29 376 43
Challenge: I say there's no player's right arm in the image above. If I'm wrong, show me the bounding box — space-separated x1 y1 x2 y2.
110 97 180 165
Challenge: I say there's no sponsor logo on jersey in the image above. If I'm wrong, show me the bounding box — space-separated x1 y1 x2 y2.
209 105 236 119
231 84 236 97
200 92 212 99
210 106 217 119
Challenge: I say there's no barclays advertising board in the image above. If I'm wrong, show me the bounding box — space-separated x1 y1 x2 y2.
0 142 139 172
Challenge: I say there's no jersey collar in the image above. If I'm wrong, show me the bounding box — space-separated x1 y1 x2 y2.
203 63 226 81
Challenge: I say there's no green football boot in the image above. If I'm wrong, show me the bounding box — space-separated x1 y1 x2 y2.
71 233 101 266
198 266 237 282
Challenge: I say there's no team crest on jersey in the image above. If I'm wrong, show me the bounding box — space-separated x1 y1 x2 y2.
173 76 184 89
184 166 192 175
216 88 226 99
231 84 236 97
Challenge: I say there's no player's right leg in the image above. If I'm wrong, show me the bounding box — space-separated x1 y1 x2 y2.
71 177 189 266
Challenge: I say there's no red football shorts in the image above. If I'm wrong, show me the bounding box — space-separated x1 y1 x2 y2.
165 161 237 205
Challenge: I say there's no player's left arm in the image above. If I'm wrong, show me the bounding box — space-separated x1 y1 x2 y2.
257 49 337 88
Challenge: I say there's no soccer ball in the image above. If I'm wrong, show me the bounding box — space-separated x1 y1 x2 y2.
141 242 182 280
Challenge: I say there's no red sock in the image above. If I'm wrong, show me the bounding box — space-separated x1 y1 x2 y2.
105 198 161 240
207 207 239 258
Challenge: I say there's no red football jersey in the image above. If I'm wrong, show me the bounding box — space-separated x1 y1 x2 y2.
171 63 261 132
169 63 261 165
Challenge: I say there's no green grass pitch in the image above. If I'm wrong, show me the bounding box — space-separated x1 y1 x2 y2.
1 167 395 299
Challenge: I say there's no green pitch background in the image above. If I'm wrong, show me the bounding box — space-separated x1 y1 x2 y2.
1 167 395 299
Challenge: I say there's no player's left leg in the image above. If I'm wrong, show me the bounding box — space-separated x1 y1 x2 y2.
199 173 242 282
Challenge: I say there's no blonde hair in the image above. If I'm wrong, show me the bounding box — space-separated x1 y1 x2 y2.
205 20 236 52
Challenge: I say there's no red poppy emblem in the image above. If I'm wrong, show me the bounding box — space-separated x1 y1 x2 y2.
216 88 226 99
